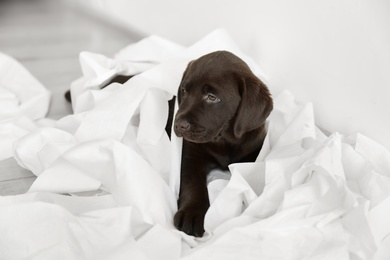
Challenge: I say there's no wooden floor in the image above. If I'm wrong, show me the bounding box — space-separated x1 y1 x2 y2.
0 0 142 195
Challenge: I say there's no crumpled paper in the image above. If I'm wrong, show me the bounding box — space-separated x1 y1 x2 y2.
0 29 389 260
0 52 50 160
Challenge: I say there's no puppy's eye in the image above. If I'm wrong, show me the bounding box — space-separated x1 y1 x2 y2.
181 88 187 95
205 93 220 103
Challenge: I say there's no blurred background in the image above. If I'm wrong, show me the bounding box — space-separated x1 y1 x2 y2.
1 0 389 150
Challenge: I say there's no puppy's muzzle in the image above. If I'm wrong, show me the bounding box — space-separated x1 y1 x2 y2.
174 118 209 143
174 120 190 136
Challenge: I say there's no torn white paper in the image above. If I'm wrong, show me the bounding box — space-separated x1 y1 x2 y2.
0 52 50 160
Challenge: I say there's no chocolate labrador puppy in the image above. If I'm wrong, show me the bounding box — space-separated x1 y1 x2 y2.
173 51 273 237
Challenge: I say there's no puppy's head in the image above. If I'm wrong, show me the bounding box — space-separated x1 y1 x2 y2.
174 51 273 143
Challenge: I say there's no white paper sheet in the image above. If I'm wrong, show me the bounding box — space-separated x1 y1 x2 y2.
1 29 390 260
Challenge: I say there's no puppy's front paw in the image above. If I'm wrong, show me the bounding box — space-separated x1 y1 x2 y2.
174 207 207 237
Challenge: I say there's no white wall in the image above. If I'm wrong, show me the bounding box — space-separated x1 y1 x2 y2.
71 0 390 149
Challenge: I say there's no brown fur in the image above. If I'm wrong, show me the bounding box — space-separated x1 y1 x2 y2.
173 51 273 236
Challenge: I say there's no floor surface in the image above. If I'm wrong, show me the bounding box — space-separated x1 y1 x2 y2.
0 0 142 195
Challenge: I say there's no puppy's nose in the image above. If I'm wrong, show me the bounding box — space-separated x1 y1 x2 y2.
175 120 190 132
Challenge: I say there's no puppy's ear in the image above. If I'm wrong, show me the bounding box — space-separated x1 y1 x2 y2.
233 76 273 138
177 61 194 105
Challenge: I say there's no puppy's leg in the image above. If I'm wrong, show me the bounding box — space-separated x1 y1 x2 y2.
174 142 211 237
